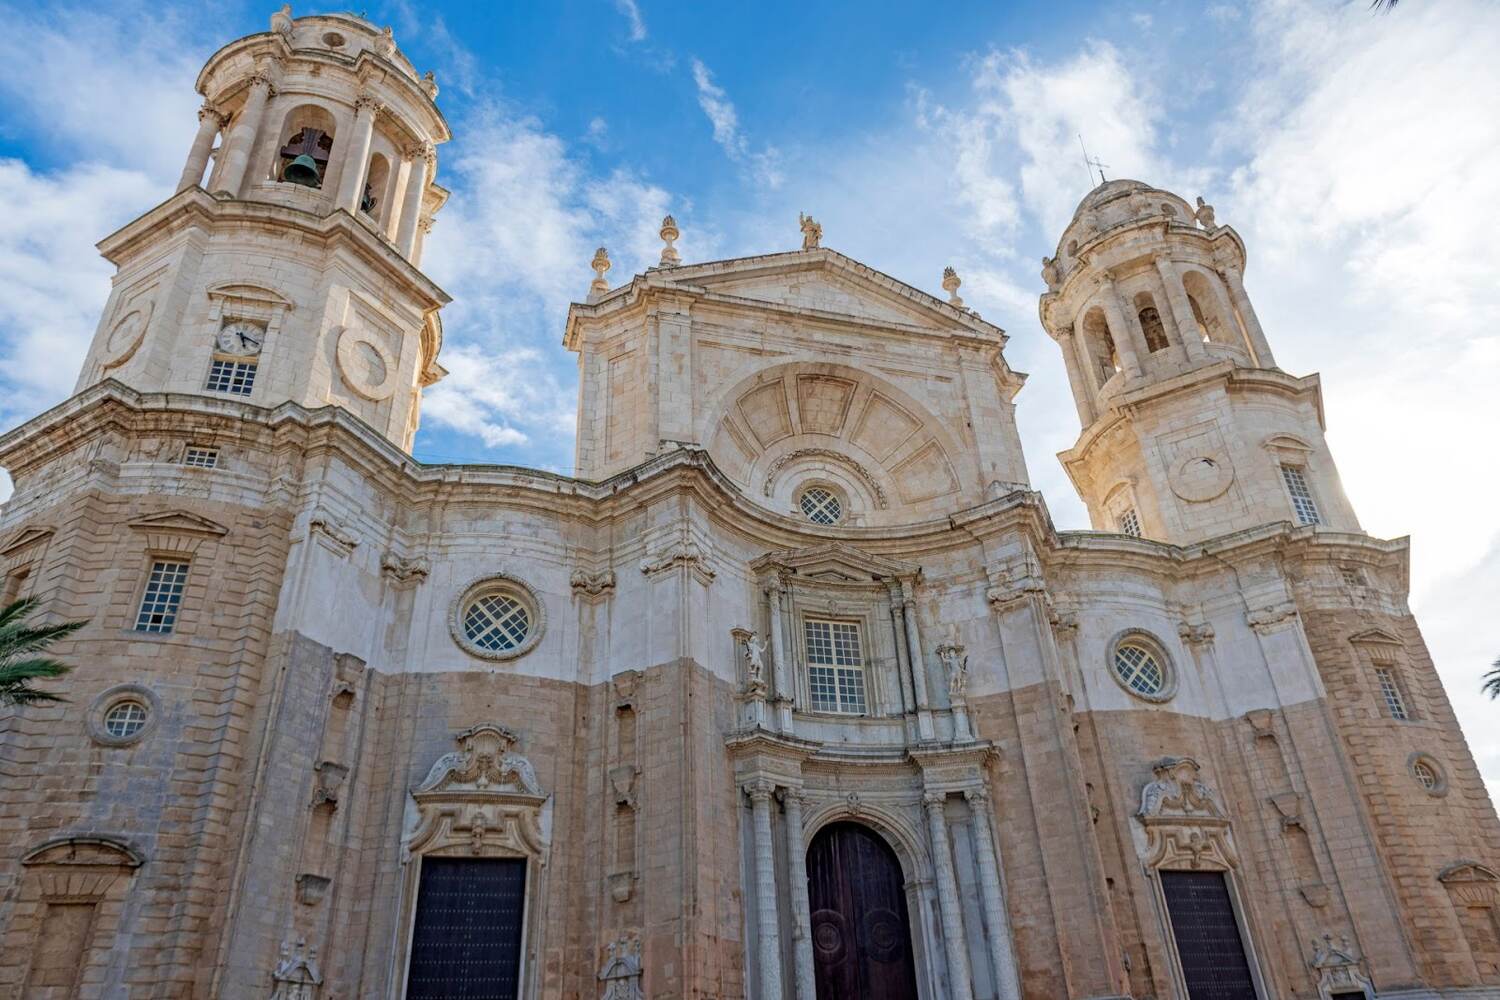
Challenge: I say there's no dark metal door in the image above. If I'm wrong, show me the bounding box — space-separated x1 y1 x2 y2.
807 822 919 1000
405 857 527 999
1161 870 1259 1000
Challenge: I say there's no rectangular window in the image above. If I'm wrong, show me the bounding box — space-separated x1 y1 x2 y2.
804 618 866 714
406 857 527 1000
1119 508 1142 537
1280 464 1321 525
205 358 257 396
1375 666 1411 721
183 447 219 468
135 560 190 633
2 567 29 604
26 901 96 991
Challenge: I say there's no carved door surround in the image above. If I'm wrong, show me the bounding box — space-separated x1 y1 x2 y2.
1136 756 1271 1000
394 723 550 1000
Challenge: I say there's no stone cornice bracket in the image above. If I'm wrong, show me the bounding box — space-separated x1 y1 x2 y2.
307 509 359 558
1177 620 1216 645
1243 708 1277 742
570 569 616 602
1049 608 1079 638
380 551 430 587
640 538 715 584
1247 600 1298 635
1137 756 1238 872
985 554 1049 612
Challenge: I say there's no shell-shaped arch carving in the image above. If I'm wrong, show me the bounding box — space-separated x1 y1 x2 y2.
702 360 975 523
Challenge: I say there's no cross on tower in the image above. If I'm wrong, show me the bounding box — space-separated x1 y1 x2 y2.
279 128 333 168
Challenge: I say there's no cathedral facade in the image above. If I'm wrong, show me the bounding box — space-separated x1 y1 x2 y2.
1 9 1498 1000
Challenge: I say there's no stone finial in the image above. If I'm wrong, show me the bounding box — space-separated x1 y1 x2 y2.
421 71 439 100
799 212 822 250
1041 255 1060 291
1194 196 1217 231
378 25 397 58
942 266 964 308
658 215 682 267
271 4 293 39
589 247 612 302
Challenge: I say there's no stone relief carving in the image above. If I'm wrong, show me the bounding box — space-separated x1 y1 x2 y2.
269 938 322 1000
1247 600 1299 634
762 447 889 509
599 936 646 1000
1310 933 1373 999
1137 756 1239 872
306 510 358 557
406 724 548 860
380 551 430 586
571 569 617 601
640 539 715 583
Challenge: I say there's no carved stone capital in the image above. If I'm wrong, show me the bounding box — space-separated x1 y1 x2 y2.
1247 600 1298 634
353 92 384 115
922 790 948 810
380 551 430 587
198 103 229 126
570 569 616 602
743 779 777 803
1177 620 1216 645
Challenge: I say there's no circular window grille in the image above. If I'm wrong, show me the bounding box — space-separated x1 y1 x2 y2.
463 593 531 652
799 487 842 525
1411 758 1443 793
1112 642 1166 697
103 701 148 740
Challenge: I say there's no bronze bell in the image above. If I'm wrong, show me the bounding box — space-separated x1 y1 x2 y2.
282 154 321 188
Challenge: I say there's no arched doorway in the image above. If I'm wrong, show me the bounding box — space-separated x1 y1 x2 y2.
807 821 920 1000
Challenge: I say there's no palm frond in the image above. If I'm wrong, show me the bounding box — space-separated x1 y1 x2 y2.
0 599 84 706
1483 657 1500 700
0 658 71 705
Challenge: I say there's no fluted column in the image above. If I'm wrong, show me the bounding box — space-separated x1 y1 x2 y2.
965 789 1023 1000
1058 324 1096 425
1097 277 1143 378
396 142 434 257
336 93 381 214
215 72 274 197
747 781 785 1000
767 577 793 732
783 790 816 999
1153 255 1210 362
901 581 934 741
1220 264 1276 368
924 792 973 1000
178 104 226 192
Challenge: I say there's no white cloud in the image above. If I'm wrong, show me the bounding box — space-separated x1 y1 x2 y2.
689 58 783 189
614 0 648 42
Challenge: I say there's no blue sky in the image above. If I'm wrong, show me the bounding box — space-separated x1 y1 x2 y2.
0 0 1498 783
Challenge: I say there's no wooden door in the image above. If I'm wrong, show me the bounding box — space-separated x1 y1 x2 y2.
405 857 527 999
1161 870 1259 999
807 822 919 1000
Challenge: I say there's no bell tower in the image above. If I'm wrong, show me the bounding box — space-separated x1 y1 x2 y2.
1039 180 1359 544
74 6 451 451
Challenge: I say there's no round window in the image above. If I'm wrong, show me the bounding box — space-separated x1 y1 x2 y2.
449 574 545 661
1409 754 1446 796
104 700 148 739
799 486 842 525
1107 632 1176 703
463 593 530 652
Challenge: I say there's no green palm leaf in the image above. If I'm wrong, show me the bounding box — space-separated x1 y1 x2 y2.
1485 657 1500 701
0 598 84 706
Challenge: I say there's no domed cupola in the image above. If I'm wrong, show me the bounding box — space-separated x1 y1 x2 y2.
1039 181 1360 545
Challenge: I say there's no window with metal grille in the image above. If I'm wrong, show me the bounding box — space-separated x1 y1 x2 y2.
1340 566 1365 588
463 593 531 652
1160 870 1259 999
1375 667 1410 720
799 486 842 525
1112 641 1166 697
205 358 257 395
1280 464 1321 525
103 701 148 739
135 561 189 633
804 618 866 714
1412 759 1439 791
1119 508 1141 537
183 447 219 468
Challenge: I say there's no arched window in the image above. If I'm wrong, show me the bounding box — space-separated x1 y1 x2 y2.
270 104 338 189
1081 307 1118 386
1134 292 1170 353
363 153 390 221
1182 270 1233 347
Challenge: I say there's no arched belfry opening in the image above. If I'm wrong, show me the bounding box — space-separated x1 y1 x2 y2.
806 821 920 1000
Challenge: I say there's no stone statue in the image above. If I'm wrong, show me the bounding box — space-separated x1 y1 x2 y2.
1041 255 1060 291
1194 196 1216 231
379 26 397 58
937 643 968 701
799 212 822 250
744 632 768 685
271 4 293 40
420 71 439 100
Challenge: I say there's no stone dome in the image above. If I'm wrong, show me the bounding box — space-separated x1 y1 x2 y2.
1054 179 1196 265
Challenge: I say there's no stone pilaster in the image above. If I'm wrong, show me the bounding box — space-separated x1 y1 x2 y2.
747 780 785 1000
965 789 1022 1000
783 790 816 999
924 792 973 1000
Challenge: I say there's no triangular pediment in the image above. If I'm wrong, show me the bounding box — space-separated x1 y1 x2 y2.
658 250 1002 338
752 541 919 583
127 510 229 537
1348 628 1403 646
1 525 55 559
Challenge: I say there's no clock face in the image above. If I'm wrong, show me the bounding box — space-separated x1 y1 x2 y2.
216 321 265 357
